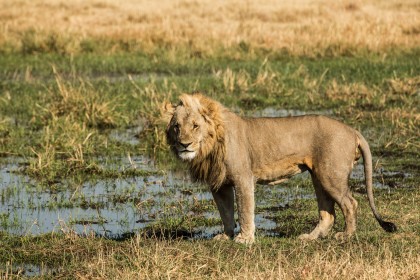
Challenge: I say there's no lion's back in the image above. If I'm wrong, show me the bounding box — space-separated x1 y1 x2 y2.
224 114 359 171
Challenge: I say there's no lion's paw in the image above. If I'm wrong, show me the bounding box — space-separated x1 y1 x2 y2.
298 233 318 241
234 233 255 245
213 233 231 241
334 232 352 241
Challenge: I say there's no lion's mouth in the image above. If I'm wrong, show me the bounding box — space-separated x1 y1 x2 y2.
179 148 191 152
177 149 197 160
179 149 194 155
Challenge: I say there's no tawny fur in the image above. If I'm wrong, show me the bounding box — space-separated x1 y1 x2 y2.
163 93 396 244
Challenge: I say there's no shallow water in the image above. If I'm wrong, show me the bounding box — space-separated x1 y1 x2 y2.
109 126 144 146
251 107 333 118
0 161 210 238
0 156 313 239
0 151 402 240
2 262 55 278
350 163 412 189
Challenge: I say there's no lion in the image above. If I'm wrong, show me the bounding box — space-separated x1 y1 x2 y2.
163 93 397 244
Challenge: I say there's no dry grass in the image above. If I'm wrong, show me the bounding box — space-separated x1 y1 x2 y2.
2 231 419 279
26 117 100 181
1 0 419 55
79 239 419 279
37 69 126 128
24 70 127 180
213 59 279 95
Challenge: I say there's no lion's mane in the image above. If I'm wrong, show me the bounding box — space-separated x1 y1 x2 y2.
175 94 227 190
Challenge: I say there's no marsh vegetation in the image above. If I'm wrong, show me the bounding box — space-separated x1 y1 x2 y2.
0 0 419 278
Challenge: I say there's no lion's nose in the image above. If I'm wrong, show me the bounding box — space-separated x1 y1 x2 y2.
180 142 192 148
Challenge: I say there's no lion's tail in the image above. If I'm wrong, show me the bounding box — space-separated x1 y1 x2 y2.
356 131 397 233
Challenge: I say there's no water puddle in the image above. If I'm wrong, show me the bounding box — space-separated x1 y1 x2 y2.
0 162 209 238
350 163 412 189
4 72 171 84
0 157 316 240
0 155 403 241
96 154 155 172
251 107 333 118
109 127 143 146
1 262 56 278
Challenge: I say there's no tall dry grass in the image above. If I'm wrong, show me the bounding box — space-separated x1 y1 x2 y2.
0 0 419 55
2 232 419 279
83 239 420 280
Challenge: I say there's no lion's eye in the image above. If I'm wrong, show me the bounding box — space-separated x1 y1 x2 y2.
193 124 199 129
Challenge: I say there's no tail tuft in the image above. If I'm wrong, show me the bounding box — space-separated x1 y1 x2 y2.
379 220 397 233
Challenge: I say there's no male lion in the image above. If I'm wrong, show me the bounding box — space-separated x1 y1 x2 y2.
163 93 397 244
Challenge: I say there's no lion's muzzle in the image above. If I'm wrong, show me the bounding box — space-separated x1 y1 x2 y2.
176 142 197 161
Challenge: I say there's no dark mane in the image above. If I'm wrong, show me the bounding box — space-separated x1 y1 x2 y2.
179 93 227 190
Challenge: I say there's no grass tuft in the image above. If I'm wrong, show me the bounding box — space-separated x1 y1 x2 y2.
25 118 101 184
39 68 126 129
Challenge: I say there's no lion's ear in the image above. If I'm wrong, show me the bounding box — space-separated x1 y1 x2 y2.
195 94 219 122
160 102 176 123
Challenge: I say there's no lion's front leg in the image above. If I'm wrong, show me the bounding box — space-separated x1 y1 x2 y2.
233 176 255 245
212 184 235 240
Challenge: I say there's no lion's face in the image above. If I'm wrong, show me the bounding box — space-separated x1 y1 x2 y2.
166 103 212 161
163 93 226 188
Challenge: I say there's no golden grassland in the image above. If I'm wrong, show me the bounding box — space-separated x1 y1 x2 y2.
0 0 419 55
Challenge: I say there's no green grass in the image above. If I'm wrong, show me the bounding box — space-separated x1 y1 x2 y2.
1 50 418 174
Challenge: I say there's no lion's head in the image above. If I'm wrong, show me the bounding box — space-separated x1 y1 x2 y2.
163 93 223 161
163 93 226 189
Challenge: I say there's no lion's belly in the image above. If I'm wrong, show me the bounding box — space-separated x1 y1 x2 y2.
252 157 310 183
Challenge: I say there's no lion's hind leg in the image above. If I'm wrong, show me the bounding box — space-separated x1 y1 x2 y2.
333 192 358 240
317 175 358 240
299 174 336 241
